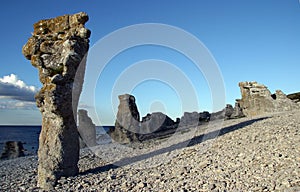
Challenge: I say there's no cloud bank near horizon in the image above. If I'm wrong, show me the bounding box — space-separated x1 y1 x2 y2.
0 74 38 109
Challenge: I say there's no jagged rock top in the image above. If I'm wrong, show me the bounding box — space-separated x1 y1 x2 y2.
237 81 299 116
239 81 271 98
22 12 90 86
23 12 90 60
33 12 89 35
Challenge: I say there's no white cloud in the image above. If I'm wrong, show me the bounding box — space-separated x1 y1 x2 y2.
0 74 38 102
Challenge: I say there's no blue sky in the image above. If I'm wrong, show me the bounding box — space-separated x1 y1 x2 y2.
0 0 299 125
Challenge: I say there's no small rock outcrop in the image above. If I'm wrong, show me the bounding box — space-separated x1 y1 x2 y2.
78 109 97 148
22 12 90 189
237 81 299 116
180 111 210 126
224 104 234 119
109 94 140 144
222 104 245 120
231 102 245 118
139 112 178 140
0 141 25 160
141 112 176 134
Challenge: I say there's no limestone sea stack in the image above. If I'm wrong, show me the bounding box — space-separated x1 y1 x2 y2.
22 12 90 189
78 109 97 148
109 94 140 144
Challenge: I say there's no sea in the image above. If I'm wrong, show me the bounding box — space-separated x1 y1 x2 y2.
0 126 112 156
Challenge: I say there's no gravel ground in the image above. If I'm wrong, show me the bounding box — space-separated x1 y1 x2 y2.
1 111 300 191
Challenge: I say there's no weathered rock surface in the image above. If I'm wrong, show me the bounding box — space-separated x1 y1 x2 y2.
0 141 25 160
22 12 90 189
237 81 299 116
78 109 97 148
109 94 140 144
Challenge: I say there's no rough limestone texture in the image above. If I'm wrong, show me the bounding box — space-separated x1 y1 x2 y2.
78 109 97 148
22 12 90 189
109 94 140 144
0 141 25 160
237 81 299 116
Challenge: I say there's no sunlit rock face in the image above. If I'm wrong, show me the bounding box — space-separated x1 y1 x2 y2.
237 81 299 116
22 12 90 190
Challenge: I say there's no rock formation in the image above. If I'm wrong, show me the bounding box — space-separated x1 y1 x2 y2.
141 112 176 134
78 109 97 148
180 111 210 126
237 81 299 116
231 102 245 118
0 141 25 160
222 104 245 120
180 112 200 126
22 12 90 189
224 104 234 119
139 112 178 140
109 94 140 144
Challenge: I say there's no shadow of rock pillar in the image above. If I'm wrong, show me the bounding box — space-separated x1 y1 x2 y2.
22 12 90 190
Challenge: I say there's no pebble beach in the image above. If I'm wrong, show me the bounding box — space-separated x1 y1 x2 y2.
1 110 299 191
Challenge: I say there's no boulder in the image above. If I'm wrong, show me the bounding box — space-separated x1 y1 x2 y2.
22 12 90 189
78 109 97 148
109 94 140 144
0 141 25 160
237 81 299 116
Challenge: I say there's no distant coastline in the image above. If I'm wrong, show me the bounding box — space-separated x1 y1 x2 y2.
0 125 113 158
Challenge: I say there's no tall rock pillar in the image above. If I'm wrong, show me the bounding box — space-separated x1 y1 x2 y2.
109 94 140 143
78 109 97 148
22 12 90 189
